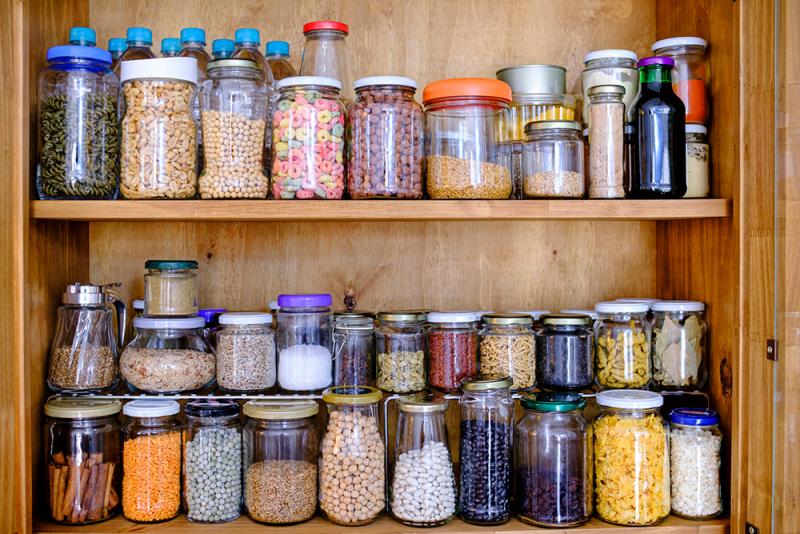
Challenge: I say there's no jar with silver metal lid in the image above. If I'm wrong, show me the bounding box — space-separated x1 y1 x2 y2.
588 84 626 199
376 311 427 393
522 120 585 198
478 313 536 390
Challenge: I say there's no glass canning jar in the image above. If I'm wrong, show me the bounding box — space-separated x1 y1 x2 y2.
423 78 513 199
243 400 320 524
45 398 122 525
332 311 375 386
652 37 709 124
348 77 424 198
581 50 639 125
651 300 708 390
37 45 119 199
594 390 670 526
276 293 333 392
594 301 651 389
143 259 198 316
478 313 536 390
668 408 722 519
515 392 591 527
391 397 456 527
198 307 227 349
588 84 626 199
522 120 585 198
216 312 276 393
459 376 514 525
535 313 594 390
121 400 182 523
119 57 198 199
182 401 242 523
375 311 427 393
320 386 385 525
299 21 353 103
685 124 710 198
427 311 479 392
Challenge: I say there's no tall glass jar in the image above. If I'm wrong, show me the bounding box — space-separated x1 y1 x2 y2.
594 301 651 389
391 397 456 527
594 390 670 526
183 401 242 523
535 313 594 390
685 124 710 198
423 78 513 199
478 313 536 390
651 300 708 390
121 400 182 523
375 311 427 393
200 59 269 198
522 120 585 198
668 408 722 519
243 400 320 525
45 398 122 525
588 84 625 199
515 392 592 527
143 259 198 316
332 311 375 386
652 37 709 124
37 45 119 199
216 312 276 393
427 311 479 391
581 50 639 125
119 57 198 199
299 21 353 103
319 386 385 525
276 293 333 392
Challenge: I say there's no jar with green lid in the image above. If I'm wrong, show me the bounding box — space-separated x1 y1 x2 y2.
243 400 320 524
478 313 535 390
522 120 585 198
320 386 385 525
535 313 594 390
375 310 426 393
45 398 122 524
143 260 198 316
588 84 626 199
332 311 375 386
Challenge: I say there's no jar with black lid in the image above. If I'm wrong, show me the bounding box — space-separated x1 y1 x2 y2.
535 313 594 390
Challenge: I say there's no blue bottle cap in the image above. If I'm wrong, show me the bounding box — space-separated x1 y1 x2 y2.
669 408 720 426
47 45 111 65
69 26 96 46
160 37 182 55
126 27 153 45
266 40 289 57
108 37 127 53
212 38 235 58
180 27 206 45
235 28 260 46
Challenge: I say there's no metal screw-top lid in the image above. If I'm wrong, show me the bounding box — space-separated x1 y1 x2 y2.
461 375 513 391
63 283 120 305
378 310 427 322
588 84 625 96
207 58 259 72
397 395 449 413
541 313 593 326
482 313 533 326
525 120 582 136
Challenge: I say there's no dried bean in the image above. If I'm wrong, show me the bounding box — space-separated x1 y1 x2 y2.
459 419 512 524
428 330 477 391
391 441 456 524
122 432 181 522
376 351 425 393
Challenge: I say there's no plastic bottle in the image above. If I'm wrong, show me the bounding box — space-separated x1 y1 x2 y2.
232 28 273 85
69 27 96 46
160 37 181 57
108 37 127 75
212 38 235 60
266 40 296 81
120 27 155 62
178 27 211 79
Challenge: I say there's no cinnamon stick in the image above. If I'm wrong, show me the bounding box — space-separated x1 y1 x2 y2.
108 486 118 509
60 462 78 518
69 460 91 523
52 467 66 520
48 465 56 516
102 463 115 517
87 463 108 520
78 464 98 522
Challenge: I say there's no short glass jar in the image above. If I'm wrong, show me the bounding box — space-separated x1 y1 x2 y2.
522 120 585 198
143 259 198 316
347 77 424 198
216 312 276 393
588 84 626 199
120 316 215 393
45 398 122 525
515 392 592 527
243 400 320 525
651 300 708 390
183 401 242 523
276 293 333 392
332 311 375 386
535 313 594 390
121 400 182 523
594 390 670 526
426 311 478 391
478 313 536 390
652 37 709 124
375 311 426 393
685 124 710 198
581 49 639 125
319 386 385 526
594 301 652 389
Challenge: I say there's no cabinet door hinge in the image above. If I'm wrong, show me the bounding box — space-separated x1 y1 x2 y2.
767 339 778 361
746 522 760 534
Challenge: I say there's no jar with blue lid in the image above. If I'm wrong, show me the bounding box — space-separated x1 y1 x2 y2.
37 44 119 199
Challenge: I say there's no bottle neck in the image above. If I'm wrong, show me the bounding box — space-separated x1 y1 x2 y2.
267 53 289 60
639 65 673 91
127 41 151 49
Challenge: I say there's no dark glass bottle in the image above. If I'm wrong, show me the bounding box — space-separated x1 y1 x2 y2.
630 56 686 198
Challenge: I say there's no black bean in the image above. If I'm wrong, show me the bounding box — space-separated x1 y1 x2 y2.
535 328 593 390
458 419 512 524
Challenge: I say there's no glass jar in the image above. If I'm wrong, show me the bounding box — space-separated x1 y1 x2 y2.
332 311 375 386
581 50 639 125
594 390 670 526
199 59 270 198
348 77 424 198
423 78 513 199
623 124 637 190
391 397 456 527
535 313 594 390
37 45 119 199
668 408 723 519
652 37 709 124
198 307 226 349
183 401 242 523
299 21 353 103
121 400 182 523
143 259 198 316
427 312 478 391
459 376 514 525
271 77 346 199
685 124 710 198
320 386 385 525
522 120 585 198
120 317 215 393
560 308 599 321
45 398 122 524
216 312 276 393
651 300 708 390
276 293 333 392
119 57 198 199
478 313 535 390
375 311 426 393
515 392 592 527
588 84 625 199
243 400 319 524
594 301 651 389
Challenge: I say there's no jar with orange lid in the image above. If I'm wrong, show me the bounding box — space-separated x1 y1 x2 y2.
423 78 513 199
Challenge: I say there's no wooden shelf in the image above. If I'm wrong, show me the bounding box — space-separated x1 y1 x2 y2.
29 199 732 222
33 514 729 533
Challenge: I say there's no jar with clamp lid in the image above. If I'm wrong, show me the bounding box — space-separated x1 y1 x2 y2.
522 120 585 198
332 311 375 386
375 311 427 393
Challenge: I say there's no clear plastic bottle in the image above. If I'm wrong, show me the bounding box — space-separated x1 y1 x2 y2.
160 38 181 58
299 20 353 103
120 27 155 61
232 28 273 85
108 38 126 75
69 26 96 46
179 28 211 79
266 40 296 81
212 38 235 60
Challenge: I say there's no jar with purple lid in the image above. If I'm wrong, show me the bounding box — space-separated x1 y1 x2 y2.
198 308 227 348
276 293 333 392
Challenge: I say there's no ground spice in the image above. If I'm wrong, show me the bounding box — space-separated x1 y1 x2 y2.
428 330 477 391
588 99 624 198
245 459 317 524
122 431 182 522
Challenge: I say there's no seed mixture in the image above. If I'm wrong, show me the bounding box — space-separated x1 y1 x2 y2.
119 347 215 393
245 459 317 524
216 328 276 392
48 345 116 392
426 155 512 199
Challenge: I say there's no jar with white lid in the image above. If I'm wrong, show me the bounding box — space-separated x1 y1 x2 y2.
685 124 710 198
120 57 198 199
588 84 626 198
652 37 709 124
581 50 639 125
426 311 479 391
522 120 585 198
143 259 198 316
594 301 651 389
276 293 333 392
216 312 276 393
651 300 707 390
120 316 215 393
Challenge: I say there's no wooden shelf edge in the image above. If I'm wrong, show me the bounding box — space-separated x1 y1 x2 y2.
29 199 732 222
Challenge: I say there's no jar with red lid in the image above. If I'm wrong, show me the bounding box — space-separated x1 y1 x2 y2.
299 20 353 103
426 311 479 391
423 78 513 199
652 37 709 124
